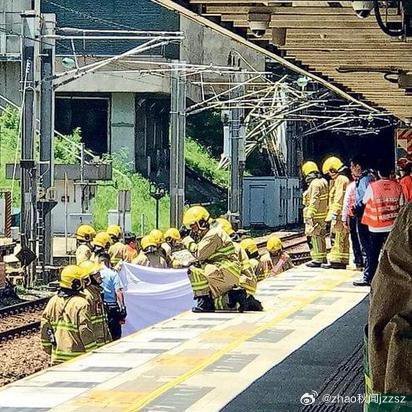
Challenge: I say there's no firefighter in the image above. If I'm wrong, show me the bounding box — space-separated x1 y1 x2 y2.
79 260 112 347
91 232 112 262
107 225 126 268
75 224 96 265
301 161 329 267
322 156 350 269
163 228 184 268
261 235 294 276
216 218 262 311
132 235 168 268
40 265 97 365
239 238 267 282
149 229 170 265
182 206 244 313
124 232 139 263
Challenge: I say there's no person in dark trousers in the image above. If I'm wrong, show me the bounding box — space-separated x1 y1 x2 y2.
98 253 126 340
350 156 374 277
354 165 404 286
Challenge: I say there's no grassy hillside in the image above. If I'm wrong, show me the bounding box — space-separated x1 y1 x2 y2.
185 137 229 188
0 107 169 233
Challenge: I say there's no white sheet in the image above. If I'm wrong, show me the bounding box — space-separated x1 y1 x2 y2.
118 263 194 335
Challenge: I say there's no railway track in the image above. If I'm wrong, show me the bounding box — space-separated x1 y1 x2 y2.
256 232 311 265
0 321 41 341
0 298 50 342
0 297 50 319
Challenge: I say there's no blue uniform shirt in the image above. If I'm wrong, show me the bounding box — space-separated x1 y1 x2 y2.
355 172 374 210
100 266 122 304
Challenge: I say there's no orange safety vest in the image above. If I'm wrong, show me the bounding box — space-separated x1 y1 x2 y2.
399 175 412 203
362 180 403 229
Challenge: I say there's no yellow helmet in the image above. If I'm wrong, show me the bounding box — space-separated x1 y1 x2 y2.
267 235 283 253
78 260 101 277
107 224 122 239
240 238 258 255
76 224 96 241
92 231 112 249
59 265 85 290
149 229 164 245
302 161 319 177
165 228 181 242
141 235 157 251
322 156 343 174
183 206 210 228
216 218 234 236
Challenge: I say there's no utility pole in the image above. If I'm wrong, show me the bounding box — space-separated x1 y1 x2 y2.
228 71 246 228
170 62 186 228
39 13 56 267
20 9 38 285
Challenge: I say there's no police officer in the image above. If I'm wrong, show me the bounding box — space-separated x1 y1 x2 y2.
182 206 244 313
40 265 97 365
79 260 112 347
322 156 350 269
75 224 96 265
98 253 126 340
107 225 126 268
301 161 329 267
133 235 168 268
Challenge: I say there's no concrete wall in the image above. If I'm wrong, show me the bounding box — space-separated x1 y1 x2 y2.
180 16 265 73
111 92 135 169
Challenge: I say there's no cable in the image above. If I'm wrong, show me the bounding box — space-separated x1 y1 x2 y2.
42 0 137 30
374 0 404 37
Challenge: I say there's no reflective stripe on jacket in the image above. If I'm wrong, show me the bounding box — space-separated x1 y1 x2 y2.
40 294 97 365
82 285 112 347
362 180 403 229
305 177 329 220
183 223 241 279
327 174 350 221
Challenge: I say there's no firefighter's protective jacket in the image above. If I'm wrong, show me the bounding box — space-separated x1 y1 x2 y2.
368 203 412 395
132 251 168 268
108 241 127 267
326 174 350 222
259 252 294 277
76 244 92 265
305 174 329 221
234 243 257 295
82 285 112 347
40 291 97 365
183 223 241 279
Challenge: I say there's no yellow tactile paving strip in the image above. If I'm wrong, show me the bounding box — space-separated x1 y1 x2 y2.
0 266 368 412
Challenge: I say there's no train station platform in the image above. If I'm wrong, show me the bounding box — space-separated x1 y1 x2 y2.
0 265 369 412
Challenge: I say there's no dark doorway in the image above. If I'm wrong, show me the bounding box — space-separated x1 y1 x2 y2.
55 95 110 155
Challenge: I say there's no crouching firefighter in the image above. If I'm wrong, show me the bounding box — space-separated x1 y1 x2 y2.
40 265 97 365
216 218 263 311
181 206 245 313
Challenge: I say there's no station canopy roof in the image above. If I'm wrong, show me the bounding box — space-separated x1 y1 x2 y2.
154 1 412 123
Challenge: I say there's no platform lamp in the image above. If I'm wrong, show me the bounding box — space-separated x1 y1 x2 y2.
150 183 166 229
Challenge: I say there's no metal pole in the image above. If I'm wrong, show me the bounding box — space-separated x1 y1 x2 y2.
228 71 246 228
20 10 38 286
156 199 159 229
40 14 56 266
170 62 186 228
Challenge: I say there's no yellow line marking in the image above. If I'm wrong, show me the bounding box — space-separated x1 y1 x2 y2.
125 271 356 411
